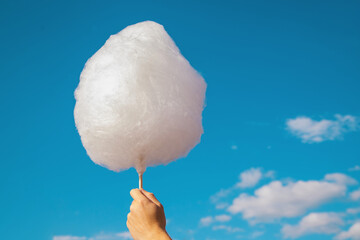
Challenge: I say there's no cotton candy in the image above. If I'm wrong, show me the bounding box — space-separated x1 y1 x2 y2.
74 21 206 175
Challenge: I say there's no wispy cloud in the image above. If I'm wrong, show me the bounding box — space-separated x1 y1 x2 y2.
215 214 232 222
281 212 344 239
200 216 214 226
210 168 274 209
53 237 86 240
227 173 355 223
325 173 358 185
250 231 264 238
349 165 360 172
212 225 242 233
203 168 360 239
115 232 132 239
53 232 132 240
200 214 232 226
335 222 360 240
346 207 360 215
286 114 358 143
350 189 360 201
236 168 263 188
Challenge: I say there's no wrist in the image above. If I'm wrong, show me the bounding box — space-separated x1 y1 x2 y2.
149 227 171 240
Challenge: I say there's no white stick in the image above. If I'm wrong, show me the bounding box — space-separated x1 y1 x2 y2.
139 173 143 189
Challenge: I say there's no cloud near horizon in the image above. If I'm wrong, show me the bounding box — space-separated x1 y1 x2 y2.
53 237 86 240
53 232 132 240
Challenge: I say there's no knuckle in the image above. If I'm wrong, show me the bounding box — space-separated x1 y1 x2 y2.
130 204 135 212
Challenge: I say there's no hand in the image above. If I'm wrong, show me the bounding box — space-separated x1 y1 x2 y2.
127 189 171 240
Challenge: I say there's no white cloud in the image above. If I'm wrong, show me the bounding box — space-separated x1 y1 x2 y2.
54 232 132 240
281 212 344 239
227 173 354 223
212 225 242 233
250 231 264 238
264 170 275 179
200 214 232 227
200 216 214 226
335 222 360 240
349 166 360 172
347 208 360 214
215 214 231 222
211 188 233 204
286 114 358 143
115 232 132 239
211 168 274 209
237 168 263 188
215 202 229 209
350 189 360 201
325 173 358 185
53 237 86 240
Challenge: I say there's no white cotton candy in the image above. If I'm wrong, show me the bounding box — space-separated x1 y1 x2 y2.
74 21 206 174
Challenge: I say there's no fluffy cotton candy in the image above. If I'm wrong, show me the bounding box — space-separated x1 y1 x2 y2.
74 21 206 174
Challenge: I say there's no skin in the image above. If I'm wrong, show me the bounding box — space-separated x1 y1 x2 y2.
127 189 172 240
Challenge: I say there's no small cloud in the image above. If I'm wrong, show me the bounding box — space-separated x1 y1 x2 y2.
335 222 360 240
324 173 358 185
211 188 233 203
53 237 86 240
200 215 232 227
286 114 359 143
215 214 231 222
212 225 242 233
250 231 264 238
349 165 360 172
350 189 360 201
231 145 238 150
210 187 234 203
215 202 229 209
264 170 275 179
115 232 132 239
54 232 132 240
210 168 275 209
346 207 360 214
210 188 233 210
200 216 214 226
281 212 343 239
236 168 263 188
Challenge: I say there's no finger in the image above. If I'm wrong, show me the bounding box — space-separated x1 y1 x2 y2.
130 202 136 212
130 189 150 203
140 189 162 207
126 217 131 229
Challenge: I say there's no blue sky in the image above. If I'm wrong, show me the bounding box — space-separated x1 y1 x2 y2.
1 0 360 239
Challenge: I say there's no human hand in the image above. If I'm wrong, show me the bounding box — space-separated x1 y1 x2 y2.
127 189 171 240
